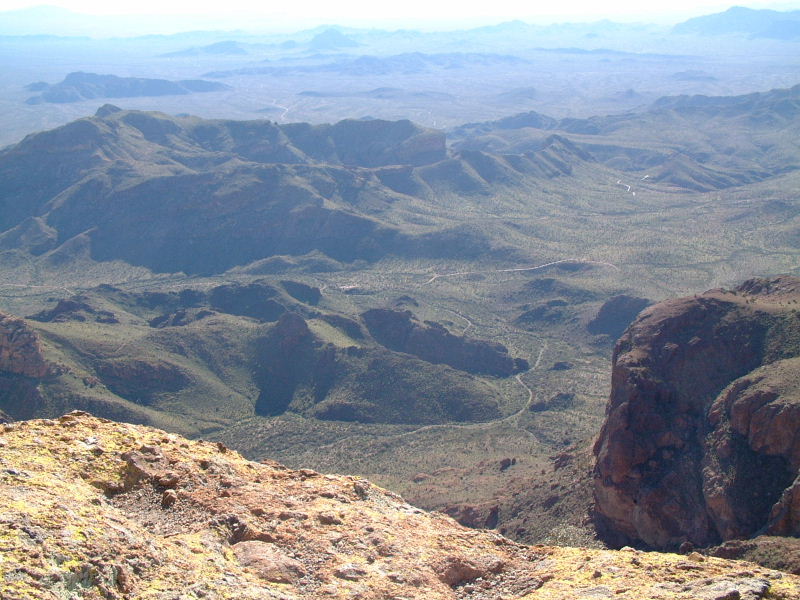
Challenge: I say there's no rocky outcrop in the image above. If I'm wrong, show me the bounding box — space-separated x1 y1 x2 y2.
0 311 54 378
362 308 528 376
594 276 800 550
1 412 797 599
705 356 800 539
0 312 55 423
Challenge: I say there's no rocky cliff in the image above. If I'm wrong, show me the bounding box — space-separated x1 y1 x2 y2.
0 311 54 378
2 411 798 599
0 312 56 424
594 276 800 550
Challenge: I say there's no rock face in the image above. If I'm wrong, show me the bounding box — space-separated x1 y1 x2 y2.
1 412 798 600
594 276 800 550
706 356 800 539
0 311 54 378
362 308 528 376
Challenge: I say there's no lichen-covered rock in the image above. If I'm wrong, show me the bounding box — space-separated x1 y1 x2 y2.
594 276 800 550
2 412 798 599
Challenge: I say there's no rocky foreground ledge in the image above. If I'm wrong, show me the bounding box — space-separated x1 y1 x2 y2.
1 412 798 600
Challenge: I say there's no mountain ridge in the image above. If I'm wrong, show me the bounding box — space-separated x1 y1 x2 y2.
25 72 230 104
673 6 800 39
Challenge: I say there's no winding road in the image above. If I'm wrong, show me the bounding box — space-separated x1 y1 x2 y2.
270 99 293 122
308 339 549 450
442 307 473 336
423 258 620 286
0 283 76 297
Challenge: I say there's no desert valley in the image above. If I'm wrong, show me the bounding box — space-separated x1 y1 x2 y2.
0 3 799 598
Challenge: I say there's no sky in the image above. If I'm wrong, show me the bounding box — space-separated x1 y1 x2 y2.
2 0 800 33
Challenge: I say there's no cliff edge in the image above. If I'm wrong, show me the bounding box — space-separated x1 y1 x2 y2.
2 412 797 599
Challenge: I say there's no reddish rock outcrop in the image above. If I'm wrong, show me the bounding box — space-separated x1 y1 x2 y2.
593 276 800 550
0 311 54 378
705 356 800 539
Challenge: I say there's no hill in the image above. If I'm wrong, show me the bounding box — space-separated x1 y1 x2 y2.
0 277 529 436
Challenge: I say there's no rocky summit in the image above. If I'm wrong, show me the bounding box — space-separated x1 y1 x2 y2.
594 276 800 550
1 412 798 599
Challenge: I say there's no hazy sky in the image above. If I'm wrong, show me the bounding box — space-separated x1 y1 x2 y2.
3 0 800 31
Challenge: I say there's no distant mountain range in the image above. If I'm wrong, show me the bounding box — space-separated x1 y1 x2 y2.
158 29 358 58
3 83 798 277
451 83 800 191
25 72 230 104
159 40 249 58
2 4 799 40
204 52 529 79
673 6 800 39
